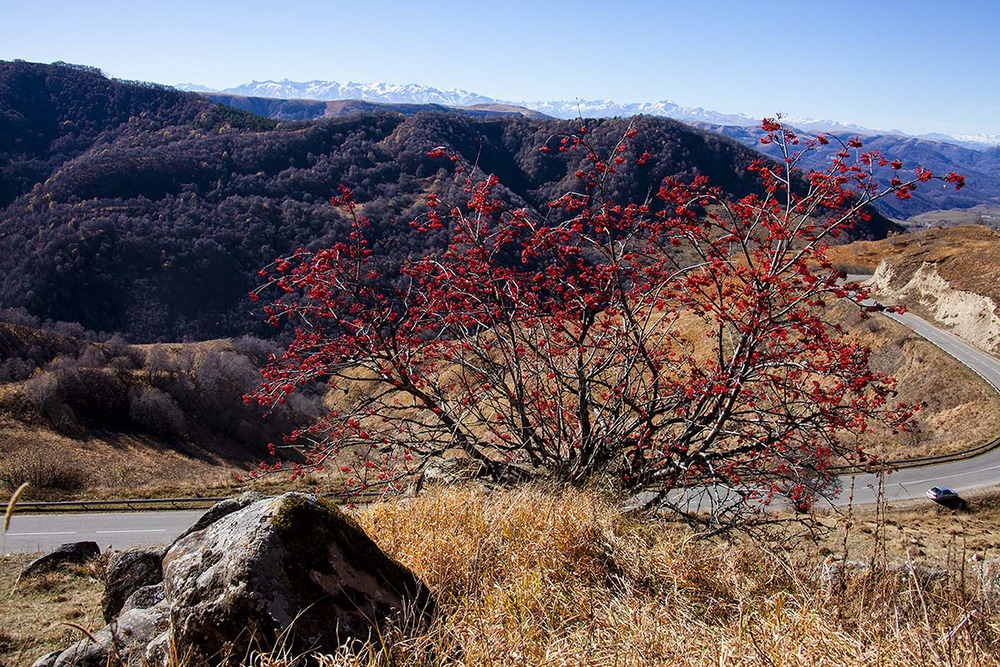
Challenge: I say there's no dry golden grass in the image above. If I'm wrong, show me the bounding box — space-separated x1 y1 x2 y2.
0 424 242 502
334 486 1000 667
0 553 104 666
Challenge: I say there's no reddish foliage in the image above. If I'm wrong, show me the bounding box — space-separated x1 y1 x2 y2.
249 118 962 521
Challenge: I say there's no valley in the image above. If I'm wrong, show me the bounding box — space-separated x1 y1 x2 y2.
2 55 1000 666
1 60 999 503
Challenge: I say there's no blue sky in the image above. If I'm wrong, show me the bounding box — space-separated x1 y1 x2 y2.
2 0 998 137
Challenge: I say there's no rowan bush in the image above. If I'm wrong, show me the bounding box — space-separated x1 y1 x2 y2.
252 118 964 525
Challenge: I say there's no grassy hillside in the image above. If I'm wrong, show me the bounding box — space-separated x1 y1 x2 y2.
830 225 1000 305
0 311 325 500
830 225 1000 358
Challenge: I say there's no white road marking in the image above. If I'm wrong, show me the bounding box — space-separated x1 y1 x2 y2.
95 529 166 534
5 531 76 536
903 463 1000 485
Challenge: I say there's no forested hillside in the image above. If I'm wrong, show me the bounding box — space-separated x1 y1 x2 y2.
0 61 210 207
0 61 897 342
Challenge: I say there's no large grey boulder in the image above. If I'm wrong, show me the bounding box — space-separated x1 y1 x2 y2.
162 492 433 666
175 490 267 541
32 492 433 667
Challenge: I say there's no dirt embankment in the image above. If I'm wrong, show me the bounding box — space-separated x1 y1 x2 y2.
830 225 1000 358
869 260 1000 355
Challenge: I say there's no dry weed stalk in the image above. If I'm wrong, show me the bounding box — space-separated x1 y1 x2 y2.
3 481 29 532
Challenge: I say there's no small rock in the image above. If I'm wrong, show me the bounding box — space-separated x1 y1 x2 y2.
21 542 100 578
816 556 869 584
50 601 170 667
886 562 947 582
29 650 60 667
120 584 165 615
972 558 1000 600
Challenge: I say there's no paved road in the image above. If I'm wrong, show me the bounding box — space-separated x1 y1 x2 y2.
659 437 1000 517
6 296 1000 553
834 306 1000 505
883 309 1000 392
673 296 1000 510
2 510 205 554
842 444 1000 506
643 297 1000 516
830 276 1000 503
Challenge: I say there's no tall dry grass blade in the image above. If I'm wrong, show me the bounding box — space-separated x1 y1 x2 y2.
3 482 29 532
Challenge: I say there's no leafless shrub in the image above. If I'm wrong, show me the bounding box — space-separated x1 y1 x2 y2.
22 372 78 432
128 385 186 438
232 335 281 365
0 451 88 492
0 356 34 382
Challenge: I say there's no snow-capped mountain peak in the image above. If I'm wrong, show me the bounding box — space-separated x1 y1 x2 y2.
172 79 999 149
185 79 497 107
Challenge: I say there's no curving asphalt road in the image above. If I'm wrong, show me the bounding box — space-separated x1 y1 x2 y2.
6 297 1000 553
834 306 1000 505
805 276 1000 504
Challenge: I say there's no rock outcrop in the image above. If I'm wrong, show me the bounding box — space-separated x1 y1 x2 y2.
35 492 433 667
101 548 164 622
869 260 1000 355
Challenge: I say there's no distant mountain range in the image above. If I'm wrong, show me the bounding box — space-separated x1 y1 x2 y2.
175 79 1000 150
693 124 1000 220
16 60 898 342
3 60 996 343
172 80 1000 221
